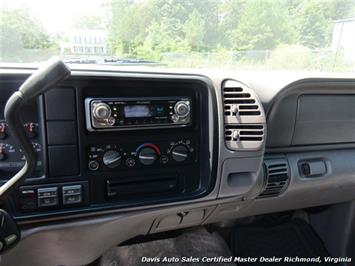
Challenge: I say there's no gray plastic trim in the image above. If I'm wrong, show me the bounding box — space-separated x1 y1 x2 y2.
219 157 264 198
266 79 355 148
208 149 355 222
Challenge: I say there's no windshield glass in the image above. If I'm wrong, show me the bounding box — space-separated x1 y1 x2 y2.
1 0 355 72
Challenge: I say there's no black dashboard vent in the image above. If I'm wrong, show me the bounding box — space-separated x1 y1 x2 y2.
223 86 261 117
258 158 290 198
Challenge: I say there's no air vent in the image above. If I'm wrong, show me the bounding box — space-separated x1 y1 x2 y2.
222 80 266 151
223 83 261 118
225 124 265 150
258 158 290 198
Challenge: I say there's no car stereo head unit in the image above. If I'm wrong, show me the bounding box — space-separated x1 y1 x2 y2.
85 97 192 131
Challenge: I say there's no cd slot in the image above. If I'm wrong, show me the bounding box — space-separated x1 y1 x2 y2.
106 175 179 199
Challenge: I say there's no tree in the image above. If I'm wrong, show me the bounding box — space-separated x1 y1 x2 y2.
105 0 355 64
230 0 295 51
0 8 55 61
219 0 248 48
295 0 330 48
183 9 205 49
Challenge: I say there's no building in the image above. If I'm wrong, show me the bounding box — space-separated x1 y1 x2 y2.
331 18 355 62
60 30 107 55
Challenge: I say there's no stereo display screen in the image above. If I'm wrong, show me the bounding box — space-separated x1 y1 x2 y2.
124 105 152 118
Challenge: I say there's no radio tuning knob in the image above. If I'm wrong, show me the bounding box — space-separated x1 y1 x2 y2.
172 145 189 162
93 103 111 121
138 147 157 166
103 150 121 168
174 101 190 117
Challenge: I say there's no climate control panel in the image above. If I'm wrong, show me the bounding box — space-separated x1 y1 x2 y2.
87 139 196 172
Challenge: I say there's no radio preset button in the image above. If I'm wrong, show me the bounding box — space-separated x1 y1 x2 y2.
93 103 111 121
103 150 121 168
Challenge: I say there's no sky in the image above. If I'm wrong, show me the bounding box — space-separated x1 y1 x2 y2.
1 0 106 33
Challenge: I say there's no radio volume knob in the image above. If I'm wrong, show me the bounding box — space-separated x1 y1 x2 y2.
174 101 190 117
93 103 111 121
172 145 189 162
103 150 121 168
138 147 157 166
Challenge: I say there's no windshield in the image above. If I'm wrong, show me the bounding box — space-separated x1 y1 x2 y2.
1 0 355 72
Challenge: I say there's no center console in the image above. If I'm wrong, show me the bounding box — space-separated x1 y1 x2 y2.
1 75 217 222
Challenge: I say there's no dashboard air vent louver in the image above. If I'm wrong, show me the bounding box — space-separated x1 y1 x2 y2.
258 158 290 198
223 85 261 117
222 80 266 151
224 124 265 150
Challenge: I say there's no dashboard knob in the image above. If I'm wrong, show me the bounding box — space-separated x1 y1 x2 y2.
93 103 111 121
24 123 37 139
0 123 7 140
102 150 121 168
138 147 157 166
172 145 189 162
174 101 190 117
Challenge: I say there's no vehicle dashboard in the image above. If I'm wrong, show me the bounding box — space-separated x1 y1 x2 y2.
1 65 355 265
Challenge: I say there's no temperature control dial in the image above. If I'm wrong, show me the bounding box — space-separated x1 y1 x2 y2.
138 147 158 166
171 145 189 162
103 150 121 168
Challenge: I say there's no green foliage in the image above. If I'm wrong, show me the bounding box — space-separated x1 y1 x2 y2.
230 0 295 51
183 9 205 49
106 0 355 64
0 8 53 49
107 0 221 56
294 0 330 48
0 7 55 61
1 0 355 71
